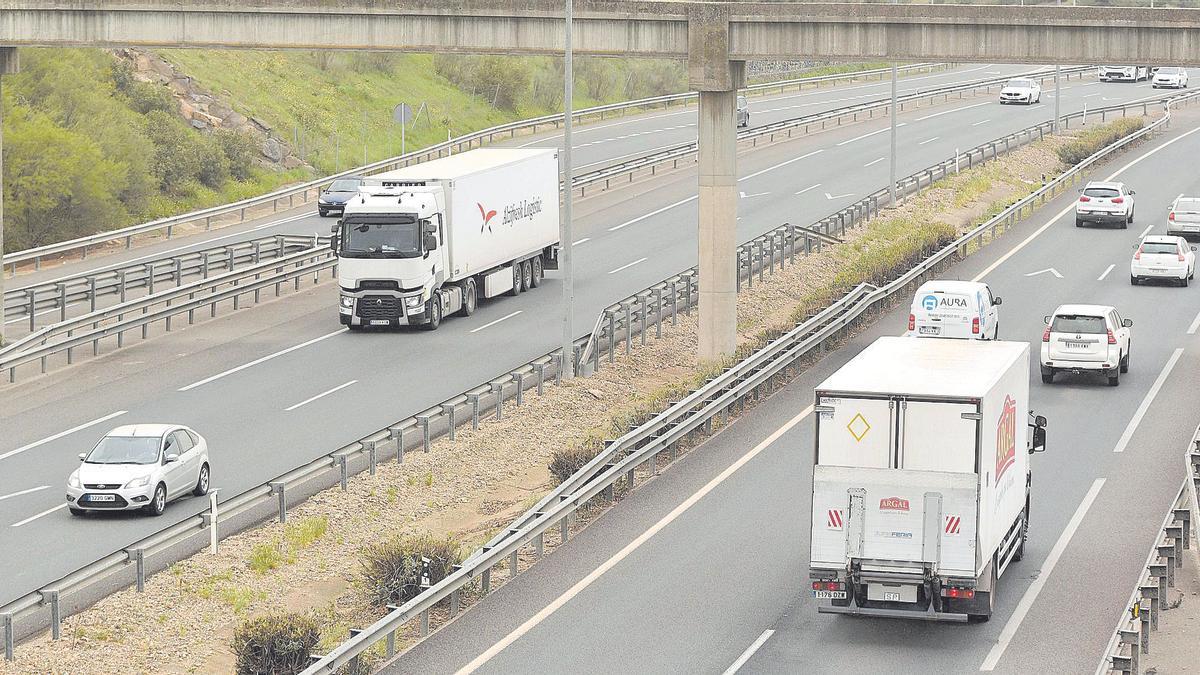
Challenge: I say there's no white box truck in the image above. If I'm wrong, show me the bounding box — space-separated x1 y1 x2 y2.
808 336 1047 622
332 148 560 330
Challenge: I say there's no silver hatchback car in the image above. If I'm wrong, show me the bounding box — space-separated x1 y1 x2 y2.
67 424 211 516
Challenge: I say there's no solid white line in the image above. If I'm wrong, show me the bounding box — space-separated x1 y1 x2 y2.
1188 308 1200 335
863 157 886 168
11 504 68 528
918 136 940 146
1097 263 1115 281
0 486 50 502
979 478 1107 671
1138 224 1154 238
572 237 591 246
284 380 358 412
795 184 822 195
469 310 523 333
608 196 696 232
835 123 906 147
179 328 347 391
740 149 824 182
1113 348 1183 453
723 629 775 675
608 258 647 275
972 119 993 127
916 101 991 121
0 410 129 462
454 405 815 674
973 125 1200 283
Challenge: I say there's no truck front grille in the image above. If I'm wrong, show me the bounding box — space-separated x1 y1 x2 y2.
356 295 402 320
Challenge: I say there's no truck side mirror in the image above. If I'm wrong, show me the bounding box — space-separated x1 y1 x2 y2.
330 222 340 235
330 234 339 252
423 234 438 251
1030 426 1047 454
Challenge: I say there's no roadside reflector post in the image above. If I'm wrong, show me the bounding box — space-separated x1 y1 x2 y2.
271 481 287 523
204 488 221 554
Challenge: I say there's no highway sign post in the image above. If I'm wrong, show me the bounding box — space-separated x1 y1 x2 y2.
393 102 413 157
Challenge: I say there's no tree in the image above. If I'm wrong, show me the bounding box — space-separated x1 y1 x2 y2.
142 109 204 193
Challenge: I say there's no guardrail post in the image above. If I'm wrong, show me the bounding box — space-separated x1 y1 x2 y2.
1141 577 1159 633
466 393 482 431
3 612 12 661
490 383 504 421
441 403 458 441
623 302 633 356
607 310 616 362
418 414 432 452
271 482 287 523
512 372 524 406
43 590 60 640
1159 536 1176 587
26 288 35 332
510 548 519 577
532 363 547 396
339 455 349 490
56 282 66 323
131 547 145 592
365 440 377 475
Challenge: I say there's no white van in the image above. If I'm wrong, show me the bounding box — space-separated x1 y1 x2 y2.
907 280 1001 340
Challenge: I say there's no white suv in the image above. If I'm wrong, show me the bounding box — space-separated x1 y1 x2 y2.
1130 235 1197 286
1076 181 1135 229
1040 304 1132 386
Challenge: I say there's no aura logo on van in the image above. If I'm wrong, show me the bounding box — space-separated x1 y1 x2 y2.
995 395 1017 483
922 295 970 311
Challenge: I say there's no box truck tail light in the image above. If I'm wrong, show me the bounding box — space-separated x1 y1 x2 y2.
1108 329 1117 345
1042 327 1051 342
908 314 915 331
943 587 975 599
971 317 980 335
811 581 845 592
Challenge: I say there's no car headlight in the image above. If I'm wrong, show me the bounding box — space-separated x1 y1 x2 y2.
124 475 151 489
405 296 423 308
318 198 330 205
68 472 81 489
339 295 355 309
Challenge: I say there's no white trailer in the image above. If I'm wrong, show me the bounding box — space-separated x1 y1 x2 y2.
808 337 1047 622
333 148 560 330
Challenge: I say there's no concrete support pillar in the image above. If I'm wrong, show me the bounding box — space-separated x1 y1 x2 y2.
0 48 17 346
689 7 742 361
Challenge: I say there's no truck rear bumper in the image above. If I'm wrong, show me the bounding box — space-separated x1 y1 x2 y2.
817 604 969 623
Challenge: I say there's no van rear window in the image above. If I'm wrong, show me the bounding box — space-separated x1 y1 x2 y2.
1051 314 1106 334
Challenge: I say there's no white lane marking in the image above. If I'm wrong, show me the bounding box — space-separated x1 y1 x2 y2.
454 404 815 674
835 123 907 147
979 478 1107 671
918 136 941 146
469 310 523 334
740 149 824 182
972 118 993 127
1081 93 1102 99
973 125 1200 283
608 258 648 275
284 380 358 412
572 238 591 246
1188 308 1200 335
179 328 347 391
0 411 129 462
916 101 991 121
1113 348 1184 453
723 629 775 675
739 191 769 199
825 192 855 201
609 196 696 232
795 184 822 195
1024 268 1062 279
1097 263 1115 281
0 486 50 502
11 504 68 528
1138 224 1154 238
863 157 887 168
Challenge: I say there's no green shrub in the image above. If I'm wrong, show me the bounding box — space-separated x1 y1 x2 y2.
216 128 259 180
248 542 287 574
359 534 463 609
231 613 320 675
285 516 329 550
549 444 597 484
1056 117 1145 165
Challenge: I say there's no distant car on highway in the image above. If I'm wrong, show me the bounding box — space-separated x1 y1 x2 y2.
1099 65 1150 83
1130 235 1196 286
1040 304 1132 386
736 95 749 128
907 280 1001 340
1076 181 1135 229
1167 196 1200 238
67 425 210 517
1152 67 1189 89
999 78 1041 105
318 176 365 217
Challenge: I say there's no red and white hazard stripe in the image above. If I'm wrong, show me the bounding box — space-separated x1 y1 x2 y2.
944 515 961 535
828 509 844 530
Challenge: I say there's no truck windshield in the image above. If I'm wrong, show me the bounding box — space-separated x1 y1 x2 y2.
341 217 420 258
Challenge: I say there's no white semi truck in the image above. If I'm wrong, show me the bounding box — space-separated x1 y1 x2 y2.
332 148 560 330
808 337 1047 622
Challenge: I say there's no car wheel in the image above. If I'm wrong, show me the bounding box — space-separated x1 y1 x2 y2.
192 463 210 497
458 278 477 317
1128 208 1134 224
421 294 442 331
1130 274 1139 286
530 256 543 288
507 263 522 297
1121 347 1130 374
1075 217 1084 228
1108 364 1121 387
1040 366 1054 384
69 506 86 517
521 259 534 292
318 208 328 217
145 483 167 516
1184 275 1191 288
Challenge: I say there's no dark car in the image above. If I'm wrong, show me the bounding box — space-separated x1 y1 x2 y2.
318 176 365 217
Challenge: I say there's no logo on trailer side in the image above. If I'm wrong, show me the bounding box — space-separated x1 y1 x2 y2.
995 394 1017 483
879 497 910 512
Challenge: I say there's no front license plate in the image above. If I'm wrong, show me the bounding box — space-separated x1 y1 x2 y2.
369 320 390 326
884 592 902 602
88 494 116 502
918 326 940 335
813 590 847 599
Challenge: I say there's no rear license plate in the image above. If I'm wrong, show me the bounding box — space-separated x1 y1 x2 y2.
369 320 390 326
918 326 940 335
884 592 902 602
1065 341 1088 350
813 590 847 599
1184 225 1200 231
88 494 116 502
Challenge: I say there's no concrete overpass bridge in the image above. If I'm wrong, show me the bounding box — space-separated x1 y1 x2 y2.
3 0 1200 357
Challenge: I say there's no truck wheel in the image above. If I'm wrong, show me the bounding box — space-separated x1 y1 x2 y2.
521 260 534 292
530 256 543 288
968 563 996 623
422 295 442 331
458 279 477 317
507 264 522 297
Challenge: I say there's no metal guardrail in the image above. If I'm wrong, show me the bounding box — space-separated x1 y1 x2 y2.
303 86 1189 675
0 84 1182 665
2 234 323 333
0 64 947 274
0 244 335 382
1098 423 1199 675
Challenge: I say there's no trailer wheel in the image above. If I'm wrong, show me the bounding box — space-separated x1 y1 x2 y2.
508 264 522 297
521 259 534 292
458 279 477 317
530 256 543 288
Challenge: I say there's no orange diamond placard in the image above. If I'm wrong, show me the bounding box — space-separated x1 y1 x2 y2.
847 413 871 442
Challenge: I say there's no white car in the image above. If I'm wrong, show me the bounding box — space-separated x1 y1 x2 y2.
736 95 749 128
67 425 210 516
999 78 1041 105
1130 235 1197 286
1076 181 1135 229
1040 304 1132 386
1152 67 1189 89
1099 65 1149 82
907 280 1001 339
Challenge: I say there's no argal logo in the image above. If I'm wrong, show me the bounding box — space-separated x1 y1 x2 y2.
477 203 498 233
995 395 1017 483
921 295 938 311
879 497 910 512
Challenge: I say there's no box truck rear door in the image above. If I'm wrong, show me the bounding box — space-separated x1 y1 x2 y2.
816 397 893 468
898 401 978 472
